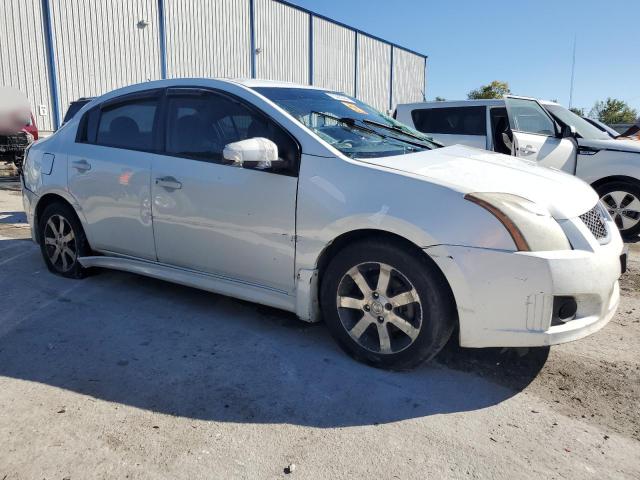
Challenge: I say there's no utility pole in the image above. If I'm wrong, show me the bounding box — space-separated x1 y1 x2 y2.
569 35 576 109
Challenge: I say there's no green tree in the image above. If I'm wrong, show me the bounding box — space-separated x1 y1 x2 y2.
569 107 585 116
589 98 637 124
434 96 446 102
467 81 510 99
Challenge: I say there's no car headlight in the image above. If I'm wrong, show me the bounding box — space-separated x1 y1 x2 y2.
465 192 571 252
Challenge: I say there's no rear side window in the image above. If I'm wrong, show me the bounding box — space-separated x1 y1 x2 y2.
95 99 159 151
411 106 486 136
76 107 99 143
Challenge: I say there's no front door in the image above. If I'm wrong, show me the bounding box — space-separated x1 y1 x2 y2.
504 97 577 173
150 88 299 294
67 91 162 260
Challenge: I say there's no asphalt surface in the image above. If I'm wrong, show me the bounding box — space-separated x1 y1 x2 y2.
0 173 638 479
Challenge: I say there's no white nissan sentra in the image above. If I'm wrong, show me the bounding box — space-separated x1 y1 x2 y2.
22 79 625 369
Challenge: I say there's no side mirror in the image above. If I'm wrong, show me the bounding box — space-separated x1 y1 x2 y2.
223 137 280 169
561 124 577 138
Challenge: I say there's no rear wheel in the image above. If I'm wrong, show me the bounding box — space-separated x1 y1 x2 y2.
596 180 640 237
320 240 456 370
38 202 90 279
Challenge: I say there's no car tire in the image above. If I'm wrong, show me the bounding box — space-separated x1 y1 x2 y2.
596 180 640 238
38 202 90 279
320 239 456 370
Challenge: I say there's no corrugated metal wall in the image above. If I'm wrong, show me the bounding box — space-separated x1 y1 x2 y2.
254 0 309 85
2 0 426 131
392 48 425 106
164 0 251 79
0 0 55 131
49 0 162 121
312 17 356 96
357 35 392 112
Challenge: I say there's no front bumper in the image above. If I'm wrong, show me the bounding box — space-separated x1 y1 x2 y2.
426 224 624 348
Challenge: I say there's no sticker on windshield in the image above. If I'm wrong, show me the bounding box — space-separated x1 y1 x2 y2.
341 102 367 114
326 92 355 103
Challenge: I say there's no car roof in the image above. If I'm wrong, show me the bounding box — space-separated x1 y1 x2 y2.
398 99 506 109
398 98 566 110
227 78 328 90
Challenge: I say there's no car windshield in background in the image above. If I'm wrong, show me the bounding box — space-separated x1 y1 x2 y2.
544 104 610 141
253 87 440 159
62 98 93 124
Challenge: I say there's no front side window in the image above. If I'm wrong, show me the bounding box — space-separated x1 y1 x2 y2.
95 99 159 150
411 106 486 136
505 98 556 136
165 91 298 168
253 87 439 159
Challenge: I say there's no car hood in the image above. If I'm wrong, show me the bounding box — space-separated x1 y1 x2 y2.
362 145 598 220
578 137 640 154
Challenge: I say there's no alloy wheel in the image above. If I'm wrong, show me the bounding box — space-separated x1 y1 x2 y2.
43 214 77 273
336 262 422 354
601 191 640 231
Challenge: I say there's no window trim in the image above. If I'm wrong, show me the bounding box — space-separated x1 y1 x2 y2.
159 86 302 177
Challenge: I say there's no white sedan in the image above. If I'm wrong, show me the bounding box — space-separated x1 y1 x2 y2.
22 79 624 369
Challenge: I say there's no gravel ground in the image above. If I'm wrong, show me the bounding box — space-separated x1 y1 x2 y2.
0 171 638 479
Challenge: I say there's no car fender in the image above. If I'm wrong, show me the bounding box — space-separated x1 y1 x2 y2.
293 154 517 321
577 149 640 186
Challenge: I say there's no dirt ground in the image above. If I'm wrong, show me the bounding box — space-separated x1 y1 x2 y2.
0 169 638 479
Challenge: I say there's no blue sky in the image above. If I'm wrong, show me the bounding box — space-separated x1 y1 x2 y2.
288 0 639 114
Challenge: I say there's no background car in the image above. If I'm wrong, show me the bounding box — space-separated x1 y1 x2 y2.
582 116 620 139
396 97 640 236
61 97 94 125
0 112 37 171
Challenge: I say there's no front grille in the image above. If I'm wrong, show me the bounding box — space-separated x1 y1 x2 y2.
579 204 608 240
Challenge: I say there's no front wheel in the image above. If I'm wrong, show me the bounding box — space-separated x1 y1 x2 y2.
596 181 640 237
320 240 456 370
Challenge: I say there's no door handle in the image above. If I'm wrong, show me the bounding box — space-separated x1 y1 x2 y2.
155 176 182 190
518 145 538 155
71 159 91 172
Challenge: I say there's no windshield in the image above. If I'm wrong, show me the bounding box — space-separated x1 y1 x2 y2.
253 87 440 158
543 104 611 140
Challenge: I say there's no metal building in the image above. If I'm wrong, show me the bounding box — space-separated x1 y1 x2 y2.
0 0 427 133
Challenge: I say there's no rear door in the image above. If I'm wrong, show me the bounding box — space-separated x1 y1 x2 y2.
67 90 162 260
504 97 576 172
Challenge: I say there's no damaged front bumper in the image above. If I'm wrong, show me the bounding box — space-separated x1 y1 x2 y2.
426 227 624 348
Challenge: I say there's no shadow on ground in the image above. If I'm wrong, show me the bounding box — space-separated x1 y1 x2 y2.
0 237 549 428
0 211 27 223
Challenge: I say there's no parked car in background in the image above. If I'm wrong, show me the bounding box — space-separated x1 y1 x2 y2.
619 118 640 141
396 97 640 236
23 79 624 369
62 97 94 125
582 117 620 139
0 112 37 171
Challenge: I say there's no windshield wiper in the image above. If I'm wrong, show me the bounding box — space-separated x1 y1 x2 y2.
308 111 427 152
361 119 436 147
309 111 384 137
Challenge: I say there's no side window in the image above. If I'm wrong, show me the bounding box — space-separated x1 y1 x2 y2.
76 107 100 143
411 106 486 136
505 98 556 136
95 99 159 151
165 91 299 170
